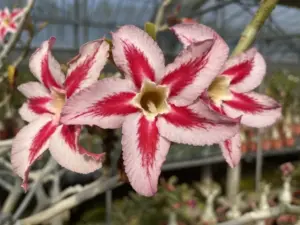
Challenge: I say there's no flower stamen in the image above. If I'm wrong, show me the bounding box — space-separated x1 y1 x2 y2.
207 76 232 106
132 81 170 120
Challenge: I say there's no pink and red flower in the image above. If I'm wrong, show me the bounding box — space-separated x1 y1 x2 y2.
61 25 240 196
12 37 109 189
0 7 24 42
172 23 281 167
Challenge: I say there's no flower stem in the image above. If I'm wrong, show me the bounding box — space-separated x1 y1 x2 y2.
231 0 279 56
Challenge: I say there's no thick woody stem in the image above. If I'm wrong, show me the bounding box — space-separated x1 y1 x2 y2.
18 176 121 225
226 0 279 203
231 0 279 56
154 0 172 30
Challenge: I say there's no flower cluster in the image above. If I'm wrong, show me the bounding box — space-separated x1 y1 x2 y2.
0 7 24 42
12 23 281 196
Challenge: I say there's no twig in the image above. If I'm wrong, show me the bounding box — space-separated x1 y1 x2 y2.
0 158 12 170
231 0 279 56
218 204 300 225
0 95 11 109
225 0 279 204
2 179 22 214
33 186 49 213
12 159 57 221
18 176 121 225
154 0 172 30
0 0 36 69
0 178 12 191
0 139 13 148
51 185 83 204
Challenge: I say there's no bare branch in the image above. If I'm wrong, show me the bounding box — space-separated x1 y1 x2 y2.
0 0 36 69
2 179 22 214
51 185 83 204
154 0 172 30
231 0 279 56
19 176 121 225
12 159 57 221
0 158 12 170
0 178 12 191
218 204 300 225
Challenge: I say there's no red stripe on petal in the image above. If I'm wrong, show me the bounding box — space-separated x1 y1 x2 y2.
222 60 253 85
161 51 209 98
41 55 62 89
82 92 138 117
28 97 52 114
9 22 17 30
28 121 57 163
219 133 241 168
124 42 155 89
0 27 7 40
138 116 159 169
61 125 77 151
224 92 277 113
65 50 98 97
162 104 213 128
11 9 23 19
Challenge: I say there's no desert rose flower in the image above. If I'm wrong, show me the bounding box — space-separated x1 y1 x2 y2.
61 25 239 196
0 7 24 42
172 23 281 167
12 37 109 190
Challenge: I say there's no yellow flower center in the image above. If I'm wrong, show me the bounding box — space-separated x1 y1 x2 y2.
132 81 170 120
3 18 10 26
51 91 66 116
207 76 232 106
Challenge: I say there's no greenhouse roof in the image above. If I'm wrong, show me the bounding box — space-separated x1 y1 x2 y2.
1 0 300 67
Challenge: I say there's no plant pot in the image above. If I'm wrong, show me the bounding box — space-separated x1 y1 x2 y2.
284 137 295 147
241 143 248 153
263 140 272 151
250 142 257 152
272 139 283 150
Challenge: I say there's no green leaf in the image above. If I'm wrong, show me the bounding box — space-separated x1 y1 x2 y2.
144 22 157 40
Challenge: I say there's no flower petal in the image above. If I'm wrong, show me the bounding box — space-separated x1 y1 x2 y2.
219 133 241 168
18 82 51 99
171 23 222 47
201 92 226 115
11 8 24 21
223 92 281 127
171 23 229 75
29 37 64 90
0 8 9 19
157 100 240 145
161 40 220 106
61 77 138 129
0 26 8 42
18 82 54 121
19 102 52 122
11 116 57 190
112 25 165 89
122 113 170 196
7 22 17 32
49 125 104 173
64 39 109 97
222 48 266 92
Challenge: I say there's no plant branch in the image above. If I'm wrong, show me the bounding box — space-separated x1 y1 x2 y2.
218 204 300 225
12 159 57 221
231 0 279 56
154 0 172 30
0 0 35 69
2 179 22 214
18 176 121 225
